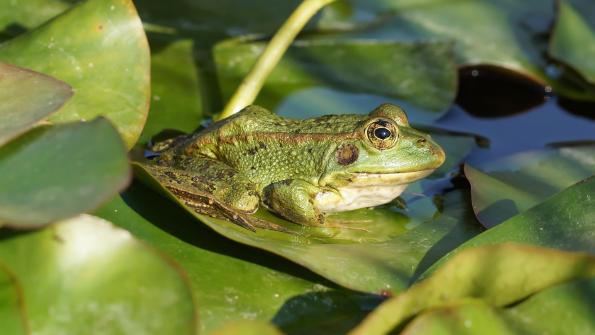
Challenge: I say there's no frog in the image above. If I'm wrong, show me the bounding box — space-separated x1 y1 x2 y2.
145 103 445 231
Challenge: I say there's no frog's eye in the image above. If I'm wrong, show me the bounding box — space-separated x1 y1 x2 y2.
366 119 398 150
374 127 391 139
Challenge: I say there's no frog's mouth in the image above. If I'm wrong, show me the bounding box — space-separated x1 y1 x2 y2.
315 169 435 213
348 169 436 186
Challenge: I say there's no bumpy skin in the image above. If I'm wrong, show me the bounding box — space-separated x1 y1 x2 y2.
148 103 445 231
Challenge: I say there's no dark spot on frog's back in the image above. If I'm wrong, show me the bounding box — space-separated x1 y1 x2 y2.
164 171 181 184
336 143 359 165
247 147 258 155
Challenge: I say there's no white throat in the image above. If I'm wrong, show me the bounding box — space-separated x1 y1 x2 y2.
314 170 433 213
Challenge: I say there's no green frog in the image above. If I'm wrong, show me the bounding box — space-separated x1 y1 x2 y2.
146 103 445 231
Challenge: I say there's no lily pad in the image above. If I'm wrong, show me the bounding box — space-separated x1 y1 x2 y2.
215 39 457 123
349 244 595 335
132 122 477 294
400 278 595 334
320 0 595 99
138 38 203 144
425 175 595 277
0 214 197 334
0 0 68 33
0 62 72 146
503 277 595 334
95 181 374 334
210 320 282 335
550 1 595 85
401 299 513 335
465 144 595 227
135 0 306 39
134 159 481 294
0 118 130 228
0 0 150 148
0 262 26 334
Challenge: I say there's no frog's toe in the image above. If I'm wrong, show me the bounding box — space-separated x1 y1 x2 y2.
234 214 291 233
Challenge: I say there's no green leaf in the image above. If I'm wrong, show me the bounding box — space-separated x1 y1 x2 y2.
215 39 457 123
0 262 26 334
134 0 306 39
95 181 367 334
0 62 72 146
0 214 197 334
503 278 595 334
0 0 150 148
210 320 283 335
134 160 481 294
349 244 595 335
465 144 595 227
0 118 130 228
271 290 381 335
321 0 595 99
400 278 595 334
0 0 69 33
425 175 595 277
131 128 476 295
550 1 595 85
331 1 548 74
138 38 203 144
401 299 514 335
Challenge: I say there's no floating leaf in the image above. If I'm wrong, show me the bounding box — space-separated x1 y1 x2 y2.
424 175 595 277
503 278 595 334
401 299 513 335
138 38 203 144
95 181 377 333
135 0 306 39
0 118 130 228
349 244 595 335
465 144 595 227
402 278 595 334
321 0 595 99
0 262 26 334
0 215 197 334
210 320 283 335
550 1 595 85
215 39 457 123
0 0 68 30
271 290 381 335
134 159 481 294
0 62 72 146
0 0 150 148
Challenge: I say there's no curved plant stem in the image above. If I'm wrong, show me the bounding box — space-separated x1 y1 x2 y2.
218 0 336 120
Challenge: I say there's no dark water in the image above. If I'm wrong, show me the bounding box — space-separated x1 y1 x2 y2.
435 66 595 164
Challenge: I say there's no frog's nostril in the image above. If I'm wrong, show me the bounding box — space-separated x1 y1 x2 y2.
416 138 427 144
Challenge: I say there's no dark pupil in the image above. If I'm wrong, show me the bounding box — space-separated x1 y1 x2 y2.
374 127 391 139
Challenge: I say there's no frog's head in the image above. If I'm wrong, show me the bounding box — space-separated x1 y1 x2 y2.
319 103 445 191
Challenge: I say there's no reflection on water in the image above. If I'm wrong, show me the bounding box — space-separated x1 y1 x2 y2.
456 65 549 117
436 65 595 163
435 100 595 164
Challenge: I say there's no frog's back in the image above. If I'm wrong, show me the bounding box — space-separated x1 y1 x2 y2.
215 105 366 137
175 106 367 187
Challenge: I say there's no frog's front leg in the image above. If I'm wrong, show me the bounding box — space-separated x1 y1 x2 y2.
263 179 330 226
145 157 285 232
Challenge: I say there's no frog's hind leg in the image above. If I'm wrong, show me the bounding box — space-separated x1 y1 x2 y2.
143 159 287 232
166 184 287 232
